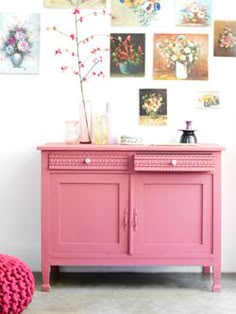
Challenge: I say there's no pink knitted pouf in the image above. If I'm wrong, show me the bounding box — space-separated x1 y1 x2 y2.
0 254 34 314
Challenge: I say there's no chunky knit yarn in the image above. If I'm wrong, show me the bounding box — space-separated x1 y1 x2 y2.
0 254 34 314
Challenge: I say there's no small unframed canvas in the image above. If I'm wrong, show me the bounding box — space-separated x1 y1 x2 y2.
110 33 145 77
139 89 167 126
214 20 236 57
175 0 212 26
197 91 220 109
111 0 161 27
0 13 40 74
153 33 208 81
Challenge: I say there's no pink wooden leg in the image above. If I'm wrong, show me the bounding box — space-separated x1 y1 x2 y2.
212 265 221 292
41 262 51 292
202 266 211 274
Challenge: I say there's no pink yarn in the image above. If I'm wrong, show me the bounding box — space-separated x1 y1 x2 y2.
0 254 34 314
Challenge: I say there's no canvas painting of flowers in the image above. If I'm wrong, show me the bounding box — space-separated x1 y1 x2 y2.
44 0 106 9
111 0 161 27
139 89 167 126
197 91 220 109
0 13 40 74
153 33 208 81
175 0 211 26
110 33 145 77
214 21 236 57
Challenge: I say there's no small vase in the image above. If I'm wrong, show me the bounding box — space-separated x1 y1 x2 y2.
10 53 24 68
65 121 80 144
119 62 132 75
175 61 188 79
149 111 158 119
80 100 92 144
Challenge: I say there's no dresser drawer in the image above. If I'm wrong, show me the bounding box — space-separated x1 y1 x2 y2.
134 154 216 172
48 153 129 170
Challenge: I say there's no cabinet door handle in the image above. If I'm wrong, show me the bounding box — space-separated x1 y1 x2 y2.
123 210 128 231
133 209 138 231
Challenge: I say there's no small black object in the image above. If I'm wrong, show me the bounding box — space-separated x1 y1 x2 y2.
178 121 198 143
179 129 197 143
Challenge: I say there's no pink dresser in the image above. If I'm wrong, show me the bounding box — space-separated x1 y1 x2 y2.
38 143 224 292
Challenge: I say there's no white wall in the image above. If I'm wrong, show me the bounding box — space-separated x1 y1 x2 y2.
0 0 235 272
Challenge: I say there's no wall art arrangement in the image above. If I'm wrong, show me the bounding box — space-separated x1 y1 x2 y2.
214 20 236 57
110 33 145 77
44 0 106 9
197 91 220 109
111 0 161 27
0 13 41 74
139 89 167 126
153 33 208 80
175 0 212 27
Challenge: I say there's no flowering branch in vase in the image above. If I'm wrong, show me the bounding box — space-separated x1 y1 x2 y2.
47 4 110 143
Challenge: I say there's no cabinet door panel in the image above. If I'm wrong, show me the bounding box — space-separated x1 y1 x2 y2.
133 173 213 257
49 173 128 255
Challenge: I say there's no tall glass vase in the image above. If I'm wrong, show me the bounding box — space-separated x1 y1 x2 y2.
79 100 92 144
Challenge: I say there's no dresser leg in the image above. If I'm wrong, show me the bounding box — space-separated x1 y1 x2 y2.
212 265 221 292
202 266 211 274
41 263 51 292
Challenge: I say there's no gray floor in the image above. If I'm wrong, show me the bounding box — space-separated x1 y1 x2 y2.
25 272 236 314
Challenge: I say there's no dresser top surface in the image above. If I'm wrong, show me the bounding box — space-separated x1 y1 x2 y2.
37 143 224 152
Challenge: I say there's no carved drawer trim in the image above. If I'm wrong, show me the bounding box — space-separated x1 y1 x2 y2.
48 153 129 170
134 154 216 172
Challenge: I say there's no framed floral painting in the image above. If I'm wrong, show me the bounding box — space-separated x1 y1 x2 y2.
44 0 106 8
0 13 40 74
111 0 161 27
110 33 145 77
153 33 208 81
197 91 220 109
139 89 167 126
214 20 236 57
175 0 211 27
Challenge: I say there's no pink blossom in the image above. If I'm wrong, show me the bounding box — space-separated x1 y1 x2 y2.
55 49 62 55
73 8 80 15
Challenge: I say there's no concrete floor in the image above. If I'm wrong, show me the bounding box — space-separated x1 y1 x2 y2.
25 272 236 314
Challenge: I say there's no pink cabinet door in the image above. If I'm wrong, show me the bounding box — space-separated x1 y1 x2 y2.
48 173 129 256
132 173 213 258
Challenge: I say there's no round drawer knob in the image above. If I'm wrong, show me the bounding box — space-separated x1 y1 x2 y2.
84 158 91 164
171 159 177 166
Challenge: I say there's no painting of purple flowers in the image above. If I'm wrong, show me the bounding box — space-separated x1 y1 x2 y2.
0 14 40 74
111 0 161 27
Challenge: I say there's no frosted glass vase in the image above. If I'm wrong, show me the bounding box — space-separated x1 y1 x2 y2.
79 100 92 144
65 121 80 144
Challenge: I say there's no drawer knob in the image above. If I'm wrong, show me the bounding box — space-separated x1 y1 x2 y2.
171 159 177 166
84 158 91 164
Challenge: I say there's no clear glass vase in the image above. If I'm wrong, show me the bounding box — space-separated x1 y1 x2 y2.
65 121 80 144
79 100 92 144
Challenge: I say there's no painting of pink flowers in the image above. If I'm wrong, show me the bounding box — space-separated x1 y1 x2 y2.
175 0 211 26
110 33 145 77
153 33 208 81
139 89 167 126
214 20 236 57
0 13 40 74
44 0 106 9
